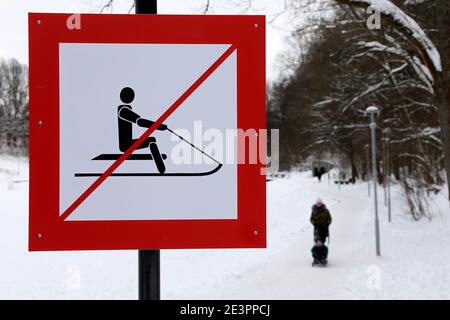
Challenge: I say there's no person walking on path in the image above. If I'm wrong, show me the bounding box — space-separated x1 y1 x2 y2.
310 198 332 243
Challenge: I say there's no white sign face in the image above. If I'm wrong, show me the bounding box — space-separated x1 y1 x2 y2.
59 43 237 221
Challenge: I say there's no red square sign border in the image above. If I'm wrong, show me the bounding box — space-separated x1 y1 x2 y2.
29 13 266 251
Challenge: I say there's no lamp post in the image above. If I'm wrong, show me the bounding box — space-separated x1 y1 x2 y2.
383 128 392 223
365 106 381 256
366 144 371 197
382 142 387 206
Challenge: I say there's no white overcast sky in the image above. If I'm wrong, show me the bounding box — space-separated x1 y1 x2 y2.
0 0 295 80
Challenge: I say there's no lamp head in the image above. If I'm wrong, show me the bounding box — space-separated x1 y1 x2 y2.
365 106 380 116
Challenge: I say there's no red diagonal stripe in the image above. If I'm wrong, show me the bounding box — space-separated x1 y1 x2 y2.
61 45 236 221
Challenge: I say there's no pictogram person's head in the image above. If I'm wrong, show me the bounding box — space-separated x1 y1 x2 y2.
120 87 135 104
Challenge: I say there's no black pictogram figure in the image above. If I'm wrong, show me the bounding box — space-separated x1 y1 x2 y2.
74 87 223 177
118 87 167 151
117 87 167 173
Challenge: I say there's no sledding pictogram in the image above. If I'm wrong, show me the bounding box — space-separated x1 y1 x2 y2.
74 87 222 177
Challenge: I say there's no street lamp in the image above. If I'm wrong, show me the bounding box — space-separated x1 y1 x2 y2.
365 144 371 197
365 106 381 256
382 142 387 206
383 128 392 223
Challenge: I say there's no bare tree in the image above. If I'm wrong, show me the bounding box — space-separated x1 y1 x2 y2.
334 0 450 199
0 59 29 156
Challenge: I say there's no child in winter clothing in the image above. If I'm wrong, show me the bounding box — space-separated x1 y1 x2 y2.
311 236 328 265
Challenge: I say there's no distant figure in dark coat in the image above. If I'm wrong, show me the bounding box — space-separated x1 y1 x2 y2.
320 166 325 175
318 166 326 182
313 167 319 179
310 198 332 243
314 167 324 182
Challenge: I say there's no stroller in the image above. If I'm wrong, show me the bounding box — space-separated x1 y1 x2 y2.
311 235 328 267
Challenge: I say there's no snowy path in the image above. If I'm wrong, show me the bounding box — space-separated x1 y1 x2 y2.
1 156 449 299
161 174 450 299
161 175 371 299
261 178 371 299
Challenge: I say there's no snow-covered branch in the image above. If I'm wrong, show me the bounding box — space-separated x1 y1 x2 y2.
336 0 442 74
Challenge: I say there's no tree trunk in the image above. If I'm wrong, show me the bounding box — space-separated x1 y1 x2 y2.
349 138 358 179
434 0 450 202
434 73 450 201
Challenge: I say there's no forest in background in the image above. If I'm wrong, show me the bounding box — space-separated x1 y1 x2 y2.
267 0 450 219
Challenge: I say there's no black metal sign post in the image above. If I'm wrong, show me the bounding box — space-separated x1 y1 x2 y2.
135 0 157 15
135 0 160 301
138 249 160 300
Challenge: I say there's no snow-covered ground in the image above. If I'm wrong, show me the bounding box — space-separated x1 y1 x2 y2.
0 156 449 299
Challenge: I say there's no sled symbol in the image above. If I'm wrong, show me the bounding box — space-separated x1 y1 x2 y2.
74 87 223 178
74 164 223 177
91 154 168 161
